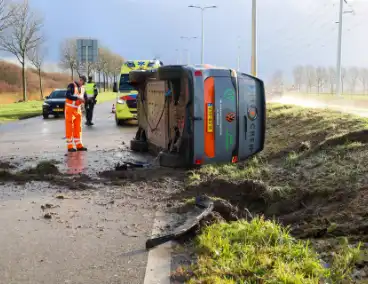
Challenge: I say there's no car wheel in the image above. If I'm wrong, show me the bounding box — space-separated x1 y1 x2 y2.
159 151 187 168
129 70 156 84
43 113 49 119
130 139 148 152
158 65 184 81
115 114 123 126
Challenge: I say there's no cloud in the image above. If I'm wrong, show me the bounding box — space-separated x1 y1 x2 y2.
25 0 368 82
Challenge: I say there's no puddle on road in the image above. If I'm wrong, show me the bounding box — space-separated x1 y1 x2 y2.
1 148 155 178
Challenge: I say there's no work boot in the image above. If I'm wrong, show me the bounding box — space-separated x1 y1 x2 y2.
90 122 94 126
85 121 91 126
68 148 77 153
77 147 88 152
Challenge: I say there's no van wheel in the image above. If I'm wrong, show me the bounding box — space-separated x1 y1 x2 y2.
130 70 156 84
130 139 148 152
158 66 184 81
43 113 49 119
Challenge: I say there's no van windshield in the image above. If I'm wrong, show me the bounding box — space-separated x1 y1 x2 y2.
119 74 134 91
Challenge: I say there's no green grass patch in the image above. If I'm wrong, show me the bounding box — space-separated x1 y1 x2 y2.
183 103 368 283
97 92 116 104
0 100 43 122
188 218 362 283
0 92 116 122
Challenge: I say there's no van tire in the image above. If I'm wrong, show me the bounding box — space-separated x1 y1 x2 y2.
158 66 184 81
130 139 148 152
129 70 155 84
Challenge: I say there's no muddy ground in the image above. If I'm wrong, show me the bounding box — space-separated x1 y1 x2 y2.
1 102 368 283
0 102 187 284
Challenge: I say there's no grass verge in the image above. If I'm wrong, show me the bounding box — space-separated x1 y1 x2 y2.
0 92 116 122
188 218 361 283
0 100 43 122
97 92 116 104
176 103 368 283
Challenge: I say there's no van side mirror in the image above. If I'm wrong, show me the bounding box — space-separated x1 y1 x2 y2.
113 82 118 93
45 96 49 99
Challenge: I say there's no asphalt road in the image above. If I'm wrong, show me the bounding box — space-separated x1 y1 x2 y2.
0 102 164 284
0 102 137 156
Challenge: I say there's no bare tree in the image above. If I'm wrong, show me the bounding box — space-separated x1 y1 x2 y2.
316 66 327 94
60 38 78 80
97 47 111 91
0 0 14 32
327 67 336 94
0 0 43 101
293 65 304 92
359 68 368 95
111 53 124 83
271 70 283 93
341 67 347 94
347 67 359 94
76 58 95 77
28 42 45 99
305 65 316 93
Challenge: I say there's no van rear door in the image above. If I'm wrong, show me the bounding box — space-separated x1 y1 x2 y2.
237 73 266 160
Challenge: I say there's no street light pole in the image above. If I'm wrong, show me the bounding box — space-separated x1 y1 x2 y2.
180 36 197 65
188 5 217 64
251 0 257 76
237 37 241 71
336 0 353 96
336 0 344 96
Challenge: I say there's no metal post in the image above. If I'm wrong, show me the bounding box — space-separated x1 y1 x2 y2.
251 0 257 76
185 49 190 65
175 49 180 64
237 37 241 71
188 5 217 65
85 45 88 76
336 0 344 96
201 9 204 64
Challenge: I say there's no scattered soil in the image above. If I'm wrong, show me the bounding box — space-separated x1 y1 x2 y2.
99 166 185 183
22 160 60 175
0 161 16 169
0 161 91 190
168 104 368 282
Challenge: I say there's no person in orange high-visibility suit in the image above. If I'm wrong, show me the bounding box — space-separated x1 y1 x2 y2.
65 76 88 152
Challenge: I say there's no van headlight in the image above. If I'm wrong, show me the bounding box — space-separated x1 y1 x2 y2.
43 102 49 106
117 99 125 104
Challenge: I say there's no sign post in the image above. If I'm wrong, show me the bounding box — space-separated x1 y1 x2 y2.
76 39 98 77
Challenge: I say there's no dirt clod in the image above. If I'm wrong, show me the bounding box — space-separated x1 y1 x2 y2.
43 213 52 219
23 161 60 175
0 162 16 169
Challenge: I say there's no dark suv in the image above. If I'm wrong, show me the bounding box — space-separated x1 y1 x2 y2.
42 89 67 119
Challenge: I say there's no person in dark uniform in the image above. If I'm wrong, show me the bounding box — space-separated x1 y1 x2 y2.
84 76 98 126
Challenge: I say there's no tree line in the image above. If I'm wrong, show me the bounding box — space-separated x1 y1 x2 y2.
59 39 124 92
271 65 368 95
0 0 43 101
0 0 125 101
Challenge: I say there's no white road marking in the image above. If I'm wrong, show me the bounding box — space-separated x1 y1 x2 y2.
144 212 172 284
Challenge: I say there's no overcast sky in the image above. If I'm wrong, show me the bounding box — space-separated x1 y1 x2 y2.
22 0 368 81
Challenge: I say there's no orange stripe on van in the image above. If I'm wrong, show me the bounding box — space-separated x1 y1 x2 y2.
204 77 215 158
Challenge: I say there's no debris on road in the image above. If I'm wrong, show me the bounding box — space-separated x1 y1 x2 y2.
23 160 60 175
0 161 16 169
43 213 52 219
146 196 214 250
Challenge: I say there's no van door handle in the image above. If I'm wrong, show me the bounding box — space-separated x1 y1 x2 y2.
193 116 203 121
